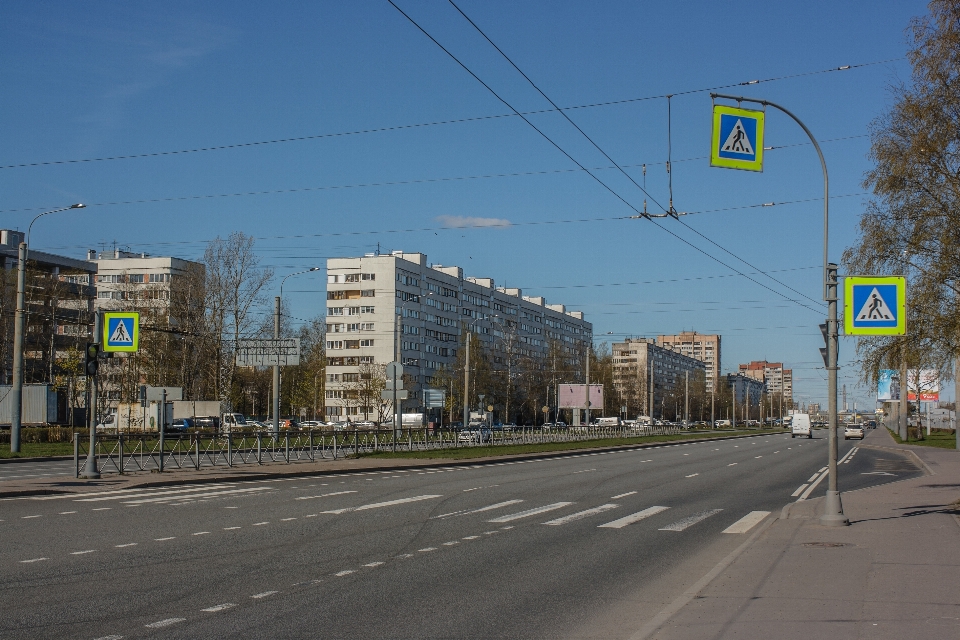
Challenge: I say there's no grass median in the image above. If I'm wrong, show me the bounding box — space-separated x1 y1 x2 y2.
356 429 769 460
886 427 958 449
0 442 75 459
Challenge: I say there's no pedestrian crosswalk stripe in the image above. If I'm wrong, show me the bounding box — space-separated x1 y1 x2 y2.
119 486 273 504
598 506 670 529
543 504 619 526
488 502 573 523
659 509 723 531
323 494 442 514
722 511 770 534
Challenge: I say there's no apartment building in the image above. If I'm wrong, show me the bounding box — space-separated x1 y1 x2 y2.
90 248 201 312
738 360 793 402
612 337 706 418
324 251 592 421
725 373 765 406
656 331 721 393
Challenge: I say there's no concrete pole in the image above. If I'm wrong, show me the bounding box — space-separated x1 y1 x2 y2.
272 295 280 439
463 330 470 430
731 376 736 430
900 350 908 441
955 356 959 450
684 370 689 425
584 346 590 425
821 263 848 526
79 311 101 479
10 242 27 453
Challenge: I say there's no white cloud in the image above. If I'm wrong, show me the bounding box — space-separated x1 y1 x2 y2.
436 215 512 229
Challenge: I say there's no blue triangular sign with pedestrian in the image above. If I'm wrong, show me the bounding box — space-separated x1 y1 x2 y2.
110 318 133 344
721 119 755 155
855 287 895 322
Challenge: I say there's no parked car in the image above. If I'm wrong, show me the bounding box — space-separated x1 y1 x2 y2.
193 416 221 431
844 425 865 440
457 426 491 443
169 417 194 433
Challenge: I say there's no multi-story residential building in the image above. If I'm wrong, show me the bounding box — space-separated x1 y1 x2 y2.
0 230 97 385
90 248 201 313
612 337 706 418
725 373 765 406
324 251 592 422
738 360 793 402
656 331 721 393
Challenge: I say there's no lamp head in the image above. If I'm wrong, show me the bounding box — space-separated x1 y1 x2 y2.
70 203 85 209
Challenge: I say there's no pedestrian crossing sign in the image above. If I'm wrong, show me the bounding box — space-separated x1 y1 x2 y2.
710 104 765 172
844 276 906 336
103 311 140 352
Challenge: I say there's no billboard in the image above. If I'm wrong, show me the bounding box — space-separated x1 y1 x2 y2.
558 384 604 409
907 369 939 402
877 370 900 401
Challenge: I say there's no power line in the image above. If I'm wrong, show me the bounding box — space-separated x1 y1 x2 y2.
397 1 821 315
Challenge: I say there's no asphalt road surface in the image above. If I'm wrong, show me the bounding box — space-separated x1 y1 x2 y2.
0 459 75 482
0 430 920 639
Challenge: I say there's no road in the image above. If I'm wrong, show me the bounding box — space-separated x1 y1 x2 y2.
0 459 75 482
0 430 920 639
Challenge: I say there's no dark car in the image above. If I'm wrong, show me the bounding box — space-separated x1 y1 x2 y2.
168 417 195 433
193 416 221 431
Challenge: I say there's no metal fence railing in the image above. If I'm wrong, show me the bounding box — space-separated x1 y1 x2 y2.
74 424 770 478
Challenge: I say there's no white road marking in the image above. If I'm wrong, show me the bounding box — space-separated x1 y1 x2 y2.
121 487 273 505
75 483 238 502
543 504 619 526
754 456 763 459
155 537 176 541
296 490 356 500
728 463 737 466
462 535 480 540
659 509 723 531
862 472 896 476
93 635 124 640
59 511 77 514
201 603 236 612
798 471 829 501
20 557 48 563
501 525 514 529
599 506 670 529
488 502 574 523
253 522 269 526
395 553 414 559
281 518 297 521
223 527 241 530
791 484 809 497
335 570 355 576
251 591 278 599
192 531 210 536
91 508 111 511
115 543 137 548
146 618 185 628
611 491 637 499
722 511 771 534
363 562 384 567
71 550 96 555
324 494 442 514
21 515 41 519
418 547 437 552
433 499 524 519
685 473 699 478
443 541 460 546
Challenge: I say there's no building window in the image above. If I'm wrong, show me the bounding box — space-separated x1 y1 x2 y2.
328 275 340 284
361 273 375 281
344 273 360 283
361 289 375 297
361 323 374 331
360 339 374 347
345 340 360 349
327 323 345 333
359 356 375 364
361 306 375 313
328 307 344 316
327 341 344 350
346 307 361 315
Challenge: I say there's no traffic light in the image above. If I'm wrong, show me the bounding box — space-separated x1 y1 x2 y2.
85 343 100 376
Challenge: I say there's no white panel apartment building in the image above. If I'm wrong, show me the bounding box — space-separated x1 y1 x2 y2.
324 251 592 421
91 248 201 312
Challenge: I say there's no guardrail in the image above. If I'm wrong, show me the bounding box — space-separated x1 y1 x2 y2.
74 424 770 478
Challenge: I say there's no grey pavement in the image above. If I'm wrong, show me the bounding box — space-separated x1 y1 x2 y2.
0 430 923 639
636 426 960 640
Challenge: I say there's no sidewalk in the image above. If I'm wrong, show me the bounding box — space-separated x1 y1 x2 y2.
644 427 960 639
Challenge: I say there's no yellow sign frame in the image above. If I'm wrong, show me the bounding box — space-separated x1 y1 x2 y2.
102 311 140 352
843 276 906 336
710 104 765 172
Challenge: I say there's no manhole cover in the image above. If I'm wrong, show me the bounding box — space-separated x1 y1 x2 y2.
802 542 848 548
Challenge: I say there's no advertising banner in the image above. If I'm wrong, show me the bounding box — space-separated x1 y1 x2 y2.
907 369 939 402
877 369 900 401
558 384 604 409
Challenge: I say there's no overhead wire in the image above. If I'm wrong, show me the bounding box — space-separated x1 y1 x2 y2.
410 0 821 314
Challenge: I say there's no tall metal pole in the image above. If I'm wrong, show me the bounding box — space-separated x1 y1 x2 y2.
684 370 689 425
79 311 101 479
584 345 590 425
272 295 280 439
712 93 846 526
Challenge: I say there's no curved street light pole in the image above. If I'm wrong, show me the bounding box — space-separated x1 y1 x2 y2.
712 93 846 526
273 267 320 438
11 203 85 454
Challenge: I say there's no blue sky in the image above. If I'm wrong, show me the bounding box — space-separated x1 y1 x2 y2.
0 0 935 409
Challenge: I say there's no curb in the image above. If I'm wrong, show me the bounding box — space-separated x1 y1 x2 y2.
0 430 789 499
0 455 74 465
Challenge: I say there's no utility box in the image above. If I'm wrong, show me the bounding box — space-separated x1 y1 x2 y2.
0 384 58 426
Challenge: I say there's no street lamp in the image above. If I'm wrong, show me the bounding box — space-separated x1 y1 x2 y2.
11 203 85 454
273 267 320 438
712 93 847 527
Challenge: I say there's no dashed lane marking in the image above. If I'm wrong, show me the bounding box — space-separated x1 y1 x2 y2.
253 522 269 526
223 527 241 530
59 511 76 515
791 484 809 497
543 504 619 526
145 618 185 628
71 550 96 555
722 511 771 534
201 603 236 613
295 490 357 501
155 537 176 541
685 473 699 478
728 463 738 466
192 531 210 536
363 562 384 567
20 557 48 563
335 570 355 576
487 502 573 523
432 499 524 519
659 509 723 532
418 547 437 552
251 591 278 599
21 515 41 519
599 506 670 529
115 543 137 548
323 494 442 515
611 491 637 499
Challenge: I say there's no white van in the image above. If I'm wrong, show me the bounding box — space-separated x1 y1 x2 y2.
791 413 812 438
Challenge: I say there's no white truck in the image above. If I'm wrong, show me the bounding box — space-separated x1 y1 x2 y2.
791 413 812 438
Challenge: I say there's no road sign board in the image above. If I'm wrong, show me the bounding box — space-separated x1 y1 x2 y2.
710 104 765 172
146 386 183 401
386 361 403 379
235 338 300 366
382 389 409 400
103 312 139 352
844 276 906 336
385 379 404 390
423 388 446 408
